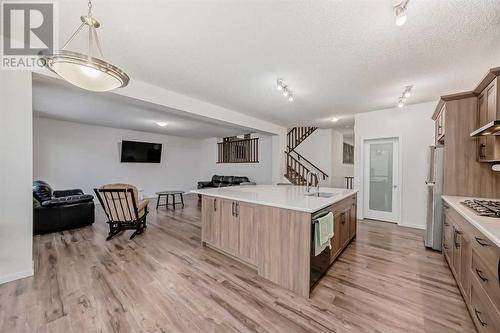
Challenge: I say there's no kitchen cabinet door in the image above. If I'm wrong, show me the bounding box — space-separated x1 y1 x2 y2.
442 216 453 263
330 212 343 263
219 199 239 254
238 202 258 265
348 203 357 239
452 225 462 281
340 209 350 248
459 232 471 303
201 196 220 246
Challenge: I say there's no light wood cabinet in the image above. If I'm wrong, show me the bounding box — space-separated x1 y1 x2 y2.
219 199 239 254
238 202 258 265
201 196 220 246
348 203 357 239
202 198 259 265
330 195 357 263
435 104 446 145
443 201 500 332
477 78 500 162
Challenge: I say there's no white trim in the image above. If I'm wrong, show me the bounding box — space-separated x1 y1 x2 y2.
360 135 403 225
398 222 426 230
0 268 33 285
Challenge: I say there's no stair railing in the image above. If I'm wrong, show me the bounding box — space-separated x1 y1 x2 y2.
288 150 328 180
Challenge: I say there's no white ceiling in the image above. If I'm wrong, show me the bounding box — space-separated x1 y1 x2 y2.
33 75 257 138
53 0 500 128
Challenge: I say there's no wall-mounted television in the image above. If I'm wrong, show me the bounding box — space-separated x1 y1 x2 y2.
120 140 162 163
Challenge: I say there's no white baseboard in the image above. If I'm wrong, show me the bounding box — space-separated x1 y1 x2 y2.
0 268 34 285
398 222 426 230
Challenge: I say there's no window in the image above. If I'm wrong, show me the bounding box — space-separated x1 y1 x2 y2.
343 143 354 164
217 135 259 163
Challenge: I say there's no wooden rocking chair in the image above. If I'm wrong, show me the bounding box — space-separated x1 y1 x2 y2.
94 184 149 240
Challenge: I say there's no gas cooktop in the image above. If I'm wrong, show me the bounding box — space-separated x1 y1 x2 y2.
461 199 500 218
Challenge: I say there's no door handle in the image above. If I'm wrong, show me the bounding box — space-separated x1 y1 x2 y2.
475 237 489 247
475 269 488 282
474 309 487 327
393 185 398 188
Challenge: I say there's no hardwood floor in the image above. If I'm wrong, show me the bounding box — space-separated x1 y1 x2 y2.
0 194 475 333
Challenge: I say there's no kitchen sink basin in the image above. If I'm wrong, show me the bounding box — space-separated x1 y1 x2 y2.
305 192 336 198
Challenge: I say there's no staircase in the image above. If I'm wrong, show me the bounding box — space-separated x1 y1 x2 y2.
284 127 329 185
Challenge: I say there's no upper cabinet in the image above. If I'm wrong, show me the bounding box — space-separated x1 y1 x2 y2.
435 104 446 145
475 78 500 162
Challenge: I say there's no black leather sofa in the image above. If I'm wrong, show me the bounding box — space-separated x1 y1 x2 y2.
32 180 95 235
197 175 253 190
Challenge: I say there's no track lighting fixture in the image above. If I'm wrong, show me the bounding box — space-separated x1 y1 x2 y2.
393 0 409 26
276 79 294 102
277 79 284 91
397 85 413 108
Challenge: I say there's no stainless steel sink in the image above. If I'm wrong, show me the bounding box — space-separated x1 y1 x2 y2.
305 192 336 198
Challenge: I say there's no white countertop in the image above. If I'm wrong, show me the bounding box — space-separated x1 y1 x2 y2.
442 195 500 248
191 185 358 213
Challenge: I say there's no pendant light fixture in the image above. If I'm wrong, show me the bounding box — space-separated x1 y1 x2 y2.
43 0 129 92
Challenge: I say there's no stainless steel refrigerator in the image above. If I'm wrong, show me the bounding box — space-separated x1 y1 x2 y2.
424 146 444 251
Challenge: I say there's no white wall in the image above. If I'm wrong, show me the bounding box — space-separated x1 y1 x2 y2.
0 72 34 284
199 134 273 184
295 129 332 186
33 118 203 198
354 101 436 229
293 128 354 188
331 130 354 188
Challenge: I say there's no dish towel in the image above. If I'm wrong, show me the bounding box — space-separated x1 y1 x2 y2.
314 212 334 256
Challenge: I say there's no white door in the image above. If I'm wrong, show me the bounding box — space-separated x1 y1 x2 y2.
363 138 400 223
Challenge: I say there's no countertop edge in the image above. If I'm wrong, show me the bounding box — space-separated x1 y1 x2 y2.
442 195 500 248
191 189 358 213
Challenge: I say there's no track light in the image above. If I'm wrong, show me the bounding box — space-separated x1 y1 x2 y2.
156 121 167 127
275 78 295 102
393 0 409 26
277 79 284 91
397 85 413 108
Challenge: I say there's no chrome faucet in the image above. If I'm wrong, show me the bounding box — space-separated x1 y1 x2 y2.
306 171 320 192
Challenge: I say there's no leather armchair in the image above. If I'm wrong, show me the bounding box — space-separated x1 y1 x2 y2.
33 180 95 235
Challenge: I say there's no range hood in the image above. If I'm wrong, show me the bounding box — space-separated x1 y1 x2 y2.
470 120 500 137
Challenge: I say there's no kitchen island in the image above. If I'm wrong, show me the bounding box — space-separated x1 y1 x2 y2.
191 185 358 297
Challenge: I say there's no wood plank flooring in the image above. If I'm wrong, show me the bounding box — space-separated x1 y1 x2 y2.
0 194 476 332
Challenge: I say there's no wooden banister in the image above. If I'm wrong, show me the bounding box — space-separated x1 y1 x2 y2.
288 150 328 180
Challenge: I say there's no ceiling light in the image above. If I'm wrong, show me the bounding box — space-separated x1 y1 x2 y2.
393 0 409 26
404 86 412 98
283 88 289 97
156 122 167 127
277 79 284 91
398 99 405 108
331 117 339 122
43 0 129 92
288 94 294 102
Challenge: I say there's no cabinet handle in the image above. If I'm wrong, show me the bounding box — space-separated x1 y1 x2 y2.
479 144 486 159
475 237 489 247
453 229 461 248
235 203 238 217
214 199 217 211
474 309 487 327
232 202 235 216
443 221 449 226
475 269 488 282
